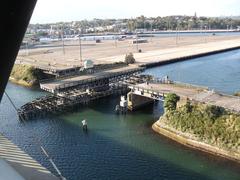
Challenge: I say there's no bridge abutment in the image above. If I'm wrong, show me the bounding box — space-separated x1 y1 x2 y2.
127 92 154 111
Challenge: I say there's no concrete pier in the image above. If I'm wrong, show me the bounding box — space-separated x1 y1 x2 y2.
127 92 154 111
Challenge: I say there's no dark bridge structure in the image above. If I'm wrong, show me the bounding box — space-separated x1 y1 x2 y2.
18 65 144 120
17 64 240 120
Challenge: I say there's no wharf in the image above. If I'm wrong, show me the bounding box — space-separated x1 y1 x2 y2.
99 39 240 67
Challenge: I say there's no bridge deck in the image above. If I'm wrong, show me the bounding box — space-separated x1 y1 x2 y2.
40 65 142 92
131 83 240 112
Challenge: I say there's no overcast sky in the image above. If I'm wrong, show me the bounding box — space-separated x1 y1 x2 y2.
30 0 240 23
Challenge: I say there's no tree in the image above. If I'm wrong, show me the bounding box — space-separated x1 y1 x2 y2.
184 99 193 113
164 93 180 111
205 105 225 120
125 53 135 64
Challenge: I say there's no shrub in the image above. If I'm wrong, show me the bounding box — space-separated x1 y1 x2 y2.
125 53 135 64
164 93 180 111
234 92 240 96
184 100 193 113
205 105 225 120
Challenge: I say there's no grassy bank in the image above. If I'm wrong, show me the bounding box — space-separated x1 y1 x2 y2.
10 64 44 87
234 92 240 97
153 93 240 161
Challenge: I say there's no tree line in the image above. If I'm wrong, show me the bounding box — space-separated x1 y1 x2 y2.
28 15 240 35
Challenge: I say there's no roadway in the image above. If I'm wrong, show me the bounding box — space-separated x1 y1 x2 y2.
132 83 240 112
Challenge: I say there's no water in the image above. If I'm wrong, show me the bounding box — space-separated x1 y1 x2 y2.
1 50 240 179
145 49 240 94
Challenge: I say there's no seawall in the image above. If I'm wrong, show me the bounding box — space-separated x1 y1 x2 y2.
141 46 240 68
152 120 240 163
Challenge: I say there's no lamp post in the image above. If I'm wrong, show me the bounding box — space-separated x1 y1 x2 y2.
25 41 29 56
175 18 180 45
204 25 207 43
78 34 82 63
149 20 154 43
115 35 117 47
61 25 65 55
176 21 179 45
135 21 139 52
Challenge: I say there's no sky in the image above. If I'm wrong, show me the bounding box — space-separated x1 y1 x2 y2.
30 0 240 24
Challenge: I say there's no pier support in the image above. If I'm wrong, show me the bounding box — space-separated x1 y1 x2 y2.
127 92 154 111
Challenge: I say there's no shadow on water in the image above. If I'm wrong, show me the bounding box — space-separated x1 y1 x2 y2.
18 117 214 180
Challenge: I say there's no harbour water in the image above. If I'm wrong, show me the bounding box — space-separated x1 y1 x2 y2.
1 49 240 179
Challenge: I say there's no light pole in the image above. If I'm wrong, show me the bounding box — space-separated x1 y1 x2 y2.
115 35 117 47
176 21 179 45
136 31 139 52
135 21 139 52
25 41 29 56
204 25 207 43
61 25 65 55
150 20 153 43
78 34 82 63
175 18 180 45
175 27 178 45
